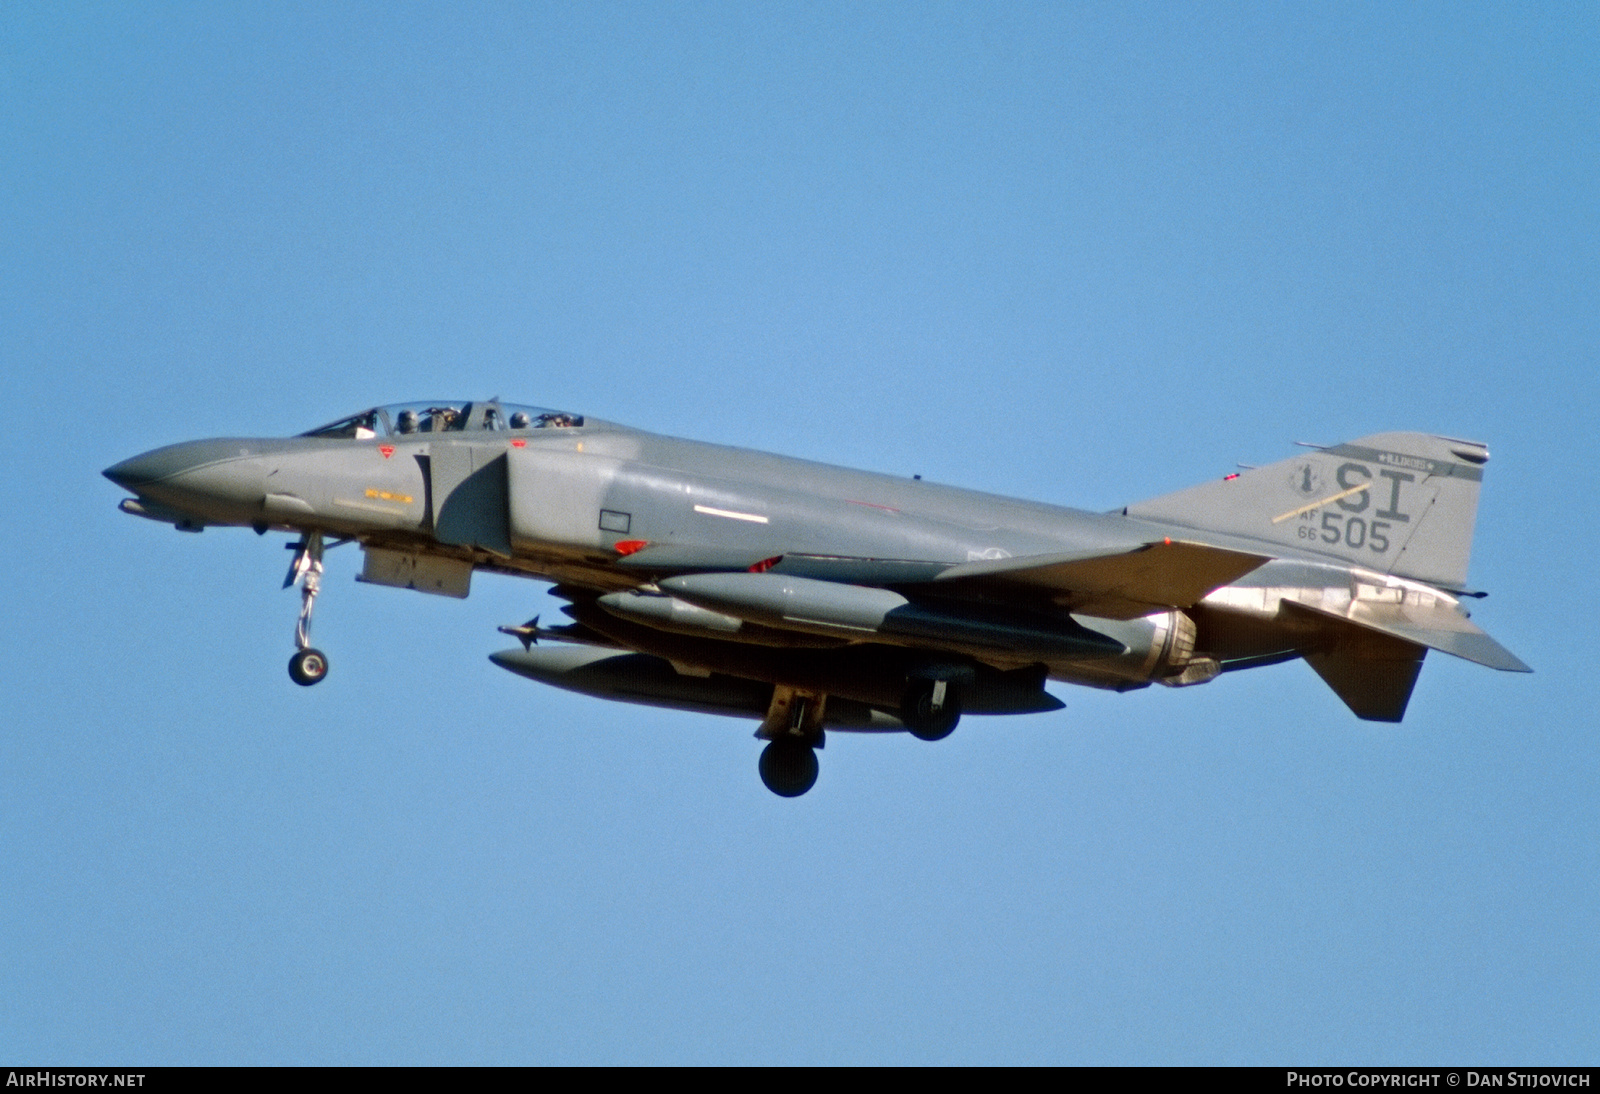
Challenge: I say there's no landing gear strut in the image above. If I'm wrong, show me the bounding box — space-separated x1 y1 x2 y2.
285 532 330 686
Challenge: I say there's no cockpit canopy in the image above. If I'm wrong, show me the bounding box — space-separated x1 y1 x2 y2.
300 401 585 439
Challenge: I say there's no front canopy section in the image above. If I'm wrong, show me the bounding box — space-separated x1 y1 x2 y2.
299 401 586 439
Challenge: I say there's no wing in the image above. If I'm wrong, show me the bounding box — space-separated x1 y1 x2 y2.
931 539 1273 620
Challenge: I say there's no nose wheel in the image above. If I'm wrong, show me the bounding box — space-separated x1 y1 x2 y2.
285 532 330 686
289 647 329 685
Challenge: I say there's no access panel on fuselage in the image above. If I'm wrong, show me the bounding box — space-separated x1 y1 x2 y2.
506 445 622 555
429 444 511 556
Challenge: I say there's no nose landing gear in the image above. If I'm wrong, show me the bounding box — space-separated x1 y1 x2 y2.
285 532 330 686
289 647 329 685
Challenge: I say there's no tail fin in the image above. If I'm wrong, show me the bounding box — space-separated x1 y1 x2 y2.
1126 432 1490 590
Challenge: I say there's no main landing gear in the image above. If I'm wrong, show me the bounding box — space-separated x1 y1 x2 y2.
757 686 825 797
759 740 819 798
285 532 330 686
901 676 963 741
752 674 967 795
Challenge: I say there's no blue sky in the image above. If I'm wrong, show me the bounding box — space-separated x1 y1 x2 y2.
3 1 1596 1064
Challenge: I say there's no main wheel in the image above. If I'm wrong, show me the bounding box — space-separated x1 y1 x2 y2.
289 648 329 686
902 679 961 741
758 740 819 797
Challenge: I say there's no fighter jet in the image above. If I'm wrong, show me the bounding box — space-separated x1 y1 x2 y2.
105 399 1529 796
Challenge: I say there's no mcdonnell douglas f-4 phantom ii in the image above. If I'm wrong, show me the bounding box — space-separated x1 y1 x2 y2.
105 400 1529 796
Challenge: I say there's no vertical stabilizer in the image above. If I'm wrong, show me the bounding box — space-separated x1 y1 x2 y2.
1126 433 1489 590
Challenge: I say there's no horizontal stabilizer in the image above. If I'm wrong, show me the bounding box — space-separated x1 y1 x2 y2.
933 540 1271 620
1278 598 1429 720
1281 597 1530 673
1303 634 1427 722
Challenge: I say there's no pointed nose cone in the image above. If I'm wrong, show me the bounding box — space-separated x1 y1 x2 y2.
104 439 271 527
103 440 258 490
103 452 169 489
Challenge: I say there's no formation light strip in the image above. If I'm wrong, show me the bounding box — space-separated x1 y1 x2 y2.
694 504 769 524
